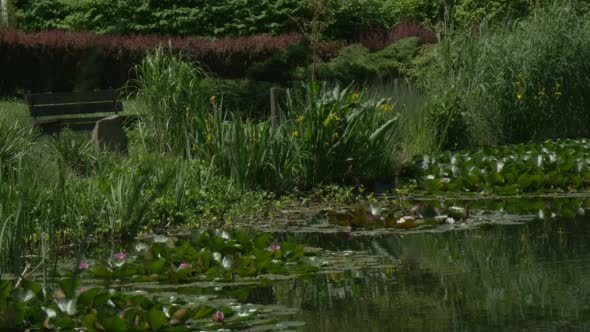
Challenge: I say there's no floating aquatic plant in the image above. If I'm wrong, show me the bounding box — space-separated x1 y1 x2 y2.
82 229 319 283
416 139 590 195
0 277 290 331
325 204 466 230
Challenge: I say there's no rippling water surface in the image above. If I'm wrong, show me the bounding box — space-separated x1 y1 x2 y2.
259 197 590 331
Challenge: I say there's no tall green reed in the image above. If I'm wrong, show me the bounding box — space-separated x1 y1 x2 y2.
418 2 590 146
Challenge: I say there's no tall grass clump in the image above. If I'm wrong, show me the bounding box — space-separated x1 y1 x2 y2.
418 2 590 147
367 81 441 159
131 47 213 158
0 115 33 174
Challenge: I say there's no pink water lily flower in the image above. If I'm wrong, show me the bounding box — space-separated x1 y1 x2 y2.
78 261 90 270
213 310 225 323
113 252 127 261
76 287 89 295
268 244 281 252
177 262 191 270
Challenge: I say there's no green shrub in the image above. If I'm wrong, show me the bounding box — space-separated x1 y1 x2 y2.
381 0 444 26
246 41 311 83
13 0 590 40
13 0 70 30
204 79 276 119
16 0 306 37
313 37 419 83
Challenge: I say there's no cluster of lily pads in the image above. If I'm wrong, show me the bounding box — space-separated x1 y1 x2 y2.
79 229 319 283
1 229 323 330
416 139 590 195
325 204 468 230
0 277 251 331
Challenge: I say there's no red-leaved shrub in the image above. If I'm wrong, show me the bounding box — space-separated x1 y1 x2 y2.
355 20 436 51
0 29 302 94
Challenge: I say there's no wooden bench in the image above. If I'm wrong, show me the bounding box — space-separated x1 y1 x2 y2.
25 90 134 134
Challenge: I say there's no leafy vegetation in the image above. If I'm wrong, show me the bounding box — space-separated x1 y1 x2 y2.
13 0 573 39
133 49 402 190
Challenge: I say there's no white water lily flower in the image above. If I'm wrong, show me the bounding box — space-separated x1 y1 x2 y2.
435 215 448 222
135 242 148 252
44 307 57 319
20 289 34 302
397 216 414 224
153 235 168 243
370 204 381 216
221 256 233 269
446 217 455 225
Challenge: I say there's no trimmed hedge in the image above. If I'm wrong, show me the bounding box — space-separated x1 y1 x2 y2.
0 29 302 94
0 21 433 94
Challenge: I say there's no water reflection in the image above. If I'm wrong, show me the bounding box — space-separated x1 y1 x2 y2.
272 215 590 331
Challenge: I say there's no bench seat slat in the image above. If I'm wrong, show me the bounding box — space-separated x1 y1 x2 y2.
25 90 119 106
35 115 139 134
29 101 123 117
34 115 138 126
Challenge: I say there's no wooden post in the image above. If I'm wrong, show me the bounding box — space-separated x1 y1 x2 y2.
270 87 280 130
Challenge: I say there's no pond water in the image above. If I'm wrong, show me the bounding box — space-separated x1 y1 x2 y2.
50 197 590 331
273 216 590 331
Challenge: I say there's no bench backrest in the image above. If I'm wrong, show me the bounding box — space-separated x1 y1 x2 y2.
25 90 122 119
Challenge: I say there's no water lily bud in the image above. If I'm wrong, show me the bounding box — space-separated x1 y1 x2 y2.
177 262 191 270
213 310 225 323
268 244 281 252
113 252 127 261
